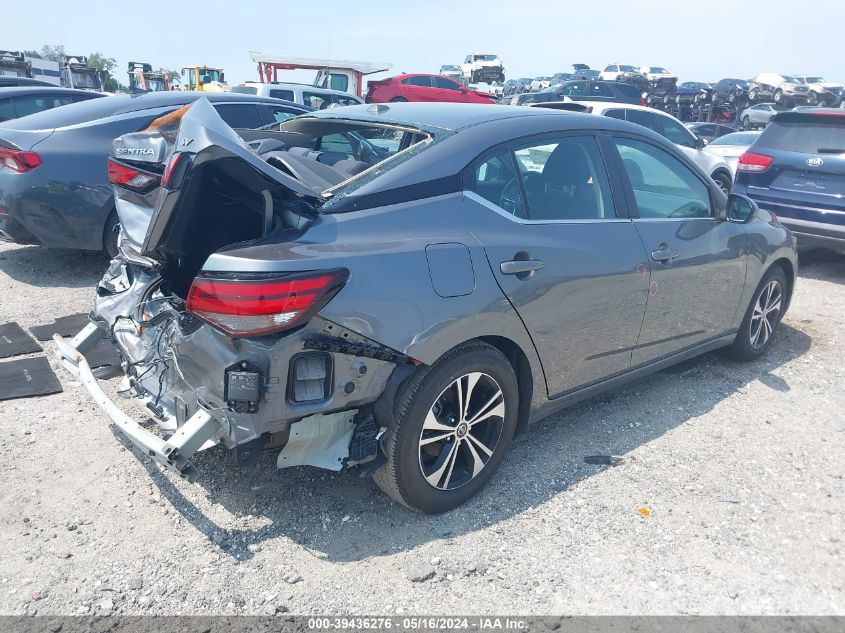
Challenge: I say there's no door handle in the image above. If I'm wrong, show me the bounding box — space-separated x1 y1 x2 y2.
651 247 679 263
500 259 545 275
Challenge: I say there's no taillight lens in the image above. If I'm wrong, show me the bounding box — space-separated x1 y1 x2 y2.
107 158 160 192
186 270 349 337
737 152 774 173
0 148 42 173
161 152 185 188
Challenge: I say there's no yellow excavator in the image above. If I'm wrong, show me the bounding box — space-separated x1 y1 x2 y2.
180 66 228 92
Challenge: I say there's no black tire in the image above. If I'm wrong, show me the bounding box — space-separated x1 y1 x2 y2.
774 89 783 104
103 211 119 259
748 89 758 102
722 267 787 361
390 97 407 102
808 91 818 106
741 116 751 131
373 341 519 513
712 171 732 195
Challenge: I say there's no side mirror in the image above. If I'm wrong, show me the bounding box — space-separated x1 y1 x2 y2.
727 193 758 223
694 137 707 150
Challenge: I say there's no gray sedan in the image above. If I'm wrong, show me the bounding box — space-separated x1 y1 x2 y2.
56 101 797 513
740 102 778 130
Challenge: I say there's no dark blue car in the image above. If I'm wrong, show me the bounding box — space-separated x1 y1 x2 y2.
733 108 845 252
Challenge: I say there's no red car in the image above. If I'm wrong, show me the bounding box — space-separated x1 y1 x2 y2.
365 74 497 104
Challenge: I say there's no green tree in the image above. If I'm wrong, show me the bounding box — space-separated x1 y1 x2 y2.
86 52 122 93
40 44 65 61
22 49 42 59
157 68 181 87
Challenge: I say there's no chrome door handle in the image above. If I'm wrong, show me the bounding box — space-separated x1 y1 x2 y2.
500 259 545 275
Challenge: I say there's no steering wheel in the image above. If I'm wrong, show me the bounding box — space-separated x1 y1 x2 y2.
499 172 542 218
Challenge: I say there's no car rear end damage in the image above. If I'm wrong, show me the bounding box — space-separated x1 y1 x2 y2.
54 99 426 479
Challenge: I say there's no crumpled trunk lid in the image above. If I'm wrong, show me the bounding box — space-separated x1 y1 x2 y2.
109 98 322 271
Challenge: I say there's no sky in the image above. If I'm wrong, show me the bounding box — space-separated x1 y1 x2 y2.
5 0 845 87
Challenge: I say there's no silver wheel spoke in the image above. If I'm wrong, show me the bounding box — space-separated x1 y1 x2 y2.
463 438 486 478
423 410 454 433
425 440 459 488
419 431 454 446
766 298 781 315
466 431 494 458
467 390 504 426
462 372 483 421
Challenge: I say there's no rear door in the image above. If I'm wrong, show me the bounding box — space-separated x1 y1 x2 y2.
400 76 440 102
463 133 650 397
609 135 747 363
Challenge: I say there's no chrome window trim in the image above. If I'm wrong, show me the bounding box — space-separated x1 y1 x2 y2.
464 191 631 225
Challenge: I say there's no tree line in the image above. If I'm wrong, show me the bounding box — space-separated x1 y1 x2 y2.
23 44 179 92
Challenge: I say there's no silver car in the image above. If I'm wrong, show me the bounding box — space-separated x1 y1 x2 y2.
740 103 777 130
55 100 797 513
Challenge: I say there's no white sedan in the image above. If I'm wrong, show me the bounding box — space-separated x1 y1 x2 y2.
703 131 762 176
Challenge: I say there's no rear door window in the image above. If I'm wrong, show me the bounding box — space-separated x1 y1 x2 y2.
213 103 264 129
434 76 461 91
0 98 14 121
269 89 295 101
403 76 433 87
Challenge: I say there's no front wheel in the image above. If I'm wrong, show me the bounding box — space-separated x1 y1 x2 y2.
373 342 519 513
390 97 408 102
722 267 787 361
774 89 784 104
712 171 732 195
741 116 752 131
808 91 819 105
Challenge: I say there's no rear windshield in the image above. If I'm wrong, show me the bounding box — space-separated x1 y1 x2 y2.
710 132 759 146
0 95 135 129
758 117 845 154
619 65 637 72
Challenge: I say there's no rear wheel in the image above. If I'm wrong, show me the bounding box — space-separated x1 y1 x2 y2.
808 91 819 105
390 97 407 103
722 267 787 361
741 116 752 131
103 211 119 259
774 89 784 104
373 342 519 513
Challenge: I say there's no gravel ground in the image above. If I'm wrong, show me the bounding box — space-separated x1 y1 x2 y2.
0 242 842 616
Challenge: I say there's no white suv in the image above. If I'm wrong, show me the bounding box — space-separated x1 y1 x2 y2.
530 101 734 193
230 82 363 109
461 54 505 84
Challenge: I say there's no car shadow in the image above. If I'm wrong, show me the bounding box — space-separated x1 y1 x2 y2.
118 322 812 564
0 244 107 288
798 248 845 284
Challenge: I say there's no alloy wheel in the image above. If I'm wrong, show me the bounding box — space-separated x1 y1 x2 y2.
750 280 782 349
418 372 506 491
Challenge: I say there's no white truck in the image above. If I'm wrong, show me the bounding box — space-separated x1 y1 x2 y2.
461 54 505 84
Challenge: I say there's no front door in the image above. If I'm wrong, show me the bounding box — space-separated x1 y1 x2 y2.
610 136 747 365
464 134 651 397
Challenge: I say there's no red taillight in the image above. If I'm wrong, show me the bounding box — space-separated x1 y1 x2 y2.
107 158 159 192
186 270 349 337
0 148 42 173
161 152 185 188
737 152 774 173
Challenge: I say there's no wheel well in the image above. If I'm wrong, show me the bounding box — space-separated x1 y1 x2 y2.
477 335 533 437
771 257 796 308
711 168 732 184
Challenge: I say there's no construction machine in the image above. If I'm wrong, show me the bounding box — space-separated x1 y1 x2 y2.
128 62 171 93
180 66 228 92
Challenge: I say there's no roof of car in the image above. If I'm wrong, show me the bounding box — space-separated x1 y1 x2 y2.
300 102 572 131
0 86 106 98
0 77 56 87
239 82 357 97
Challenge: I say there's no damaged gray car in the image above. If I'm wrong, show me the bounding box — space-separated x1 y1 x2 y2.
55 99 797 513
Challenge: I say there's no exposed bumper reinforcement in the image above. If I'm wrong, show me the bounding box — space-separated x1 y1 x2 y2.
53 326 220 482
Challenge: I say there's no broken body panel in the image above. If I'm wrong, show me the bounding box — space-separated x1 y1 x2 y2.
55 100 546 480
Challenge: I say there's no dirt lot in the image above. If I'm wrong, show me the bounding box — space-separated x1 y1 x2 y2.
0 241 842 616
